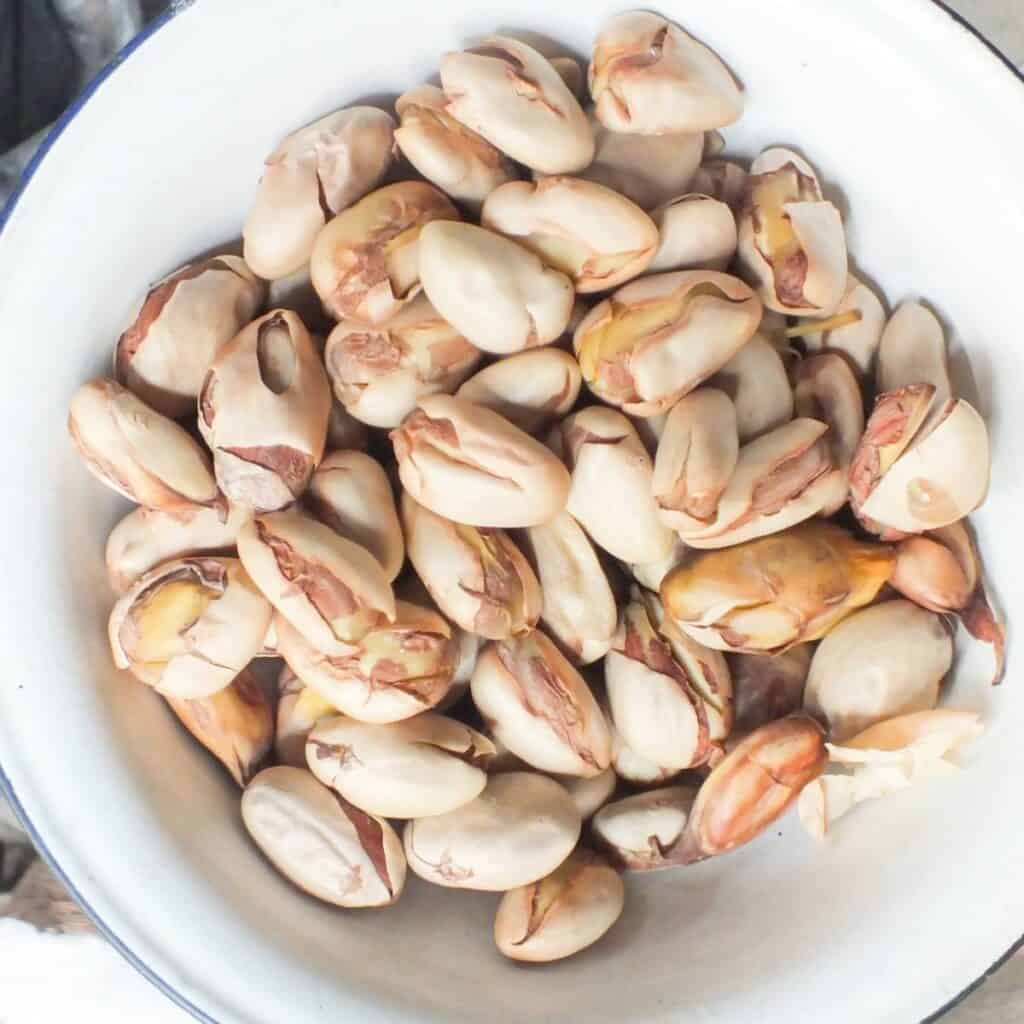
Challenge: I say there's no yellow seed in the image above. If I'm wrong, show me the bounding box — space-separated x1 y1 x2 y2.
359 626 443 678
752 166 819 263
293 686 338 721
785 309 863 338
128 579 218 664
577 284 727 380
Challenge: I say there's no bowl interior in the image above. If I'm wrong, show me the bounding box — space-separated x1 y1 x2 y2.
1 1 1023 1022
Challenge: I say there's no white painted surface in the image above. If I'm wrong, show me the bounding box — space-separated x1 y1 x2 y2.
0 1 1022 1022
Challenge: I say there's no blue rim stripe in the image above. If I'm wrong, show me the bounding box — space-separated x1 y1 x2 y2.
0 3 1021 1023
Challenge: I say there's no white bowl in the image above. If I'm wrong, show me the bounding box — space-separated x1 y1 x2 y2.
1 1 1022 1021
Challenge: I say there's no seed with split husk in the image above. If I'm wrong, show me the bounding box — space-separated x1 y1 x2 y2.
324 294 482 429
108 556 272 698
605 588 730 775
730 645 812 734
494 847 624 962
559 406 676 565
804 600 951 741
794 274 885 378
573 270 762 416
275 602 455 724
391 394 571 528
850 388 990 536
165 667 273 786
457 348 582 435
482 176 658 293
243 106 396 280
402 492 541 639
113 256 265 417
237 507 396 657
890 522 1005 684
737 148 848 317
589 12 743 134
418 221 575 355
441 36 594 174
394 84 516 209
403 771 581 890
665 417 844 549
471 630 612 777
105 502 249 595
520 510 618 665
709 334 793 443
649 194 737 273
576 107 704 211
306 451 405 581
275 664 338 768
591 785 699 870
69 378 223 518
197 309 332 512
306 712 494 818
793 352 864 515
652 388 739 528
660 520 895 653
242 766 406 908
310 181 460 325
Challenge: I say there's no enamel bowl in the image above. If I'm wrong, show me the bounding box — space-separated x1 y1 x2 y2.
0 1 1022 1021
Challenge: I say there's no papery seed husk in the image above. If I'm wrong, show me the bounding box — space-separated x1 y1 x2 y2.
494 847 624 962
310 181 460 325
401 491 542 639
114 256 266 417
324 294 482 429
649 194 737 274
237 507 396 657
69 378 222 517
456 348 582 435
441 36 594 175
391 393 571 528
108 556 273 698
481 176 658 293
418 221 575 355
306 712 494 818
197 309 331 512
105 502 249 595
803 600 951 741
166 666 273 786
591 785 698 870
560 406 676 564
521 510 618 665
470 631 613 777
394 84 516 208
306 450 405 581
589 12 743 134
242 765 406 907
403 772 581 890
710 334 793 443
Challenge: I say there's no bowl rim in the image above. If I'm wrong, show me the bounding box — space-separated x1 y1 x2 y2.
0 2 1021 1022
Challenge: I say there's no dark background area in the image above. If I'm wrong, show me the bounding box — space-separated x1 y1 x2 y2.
0 0 165 151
